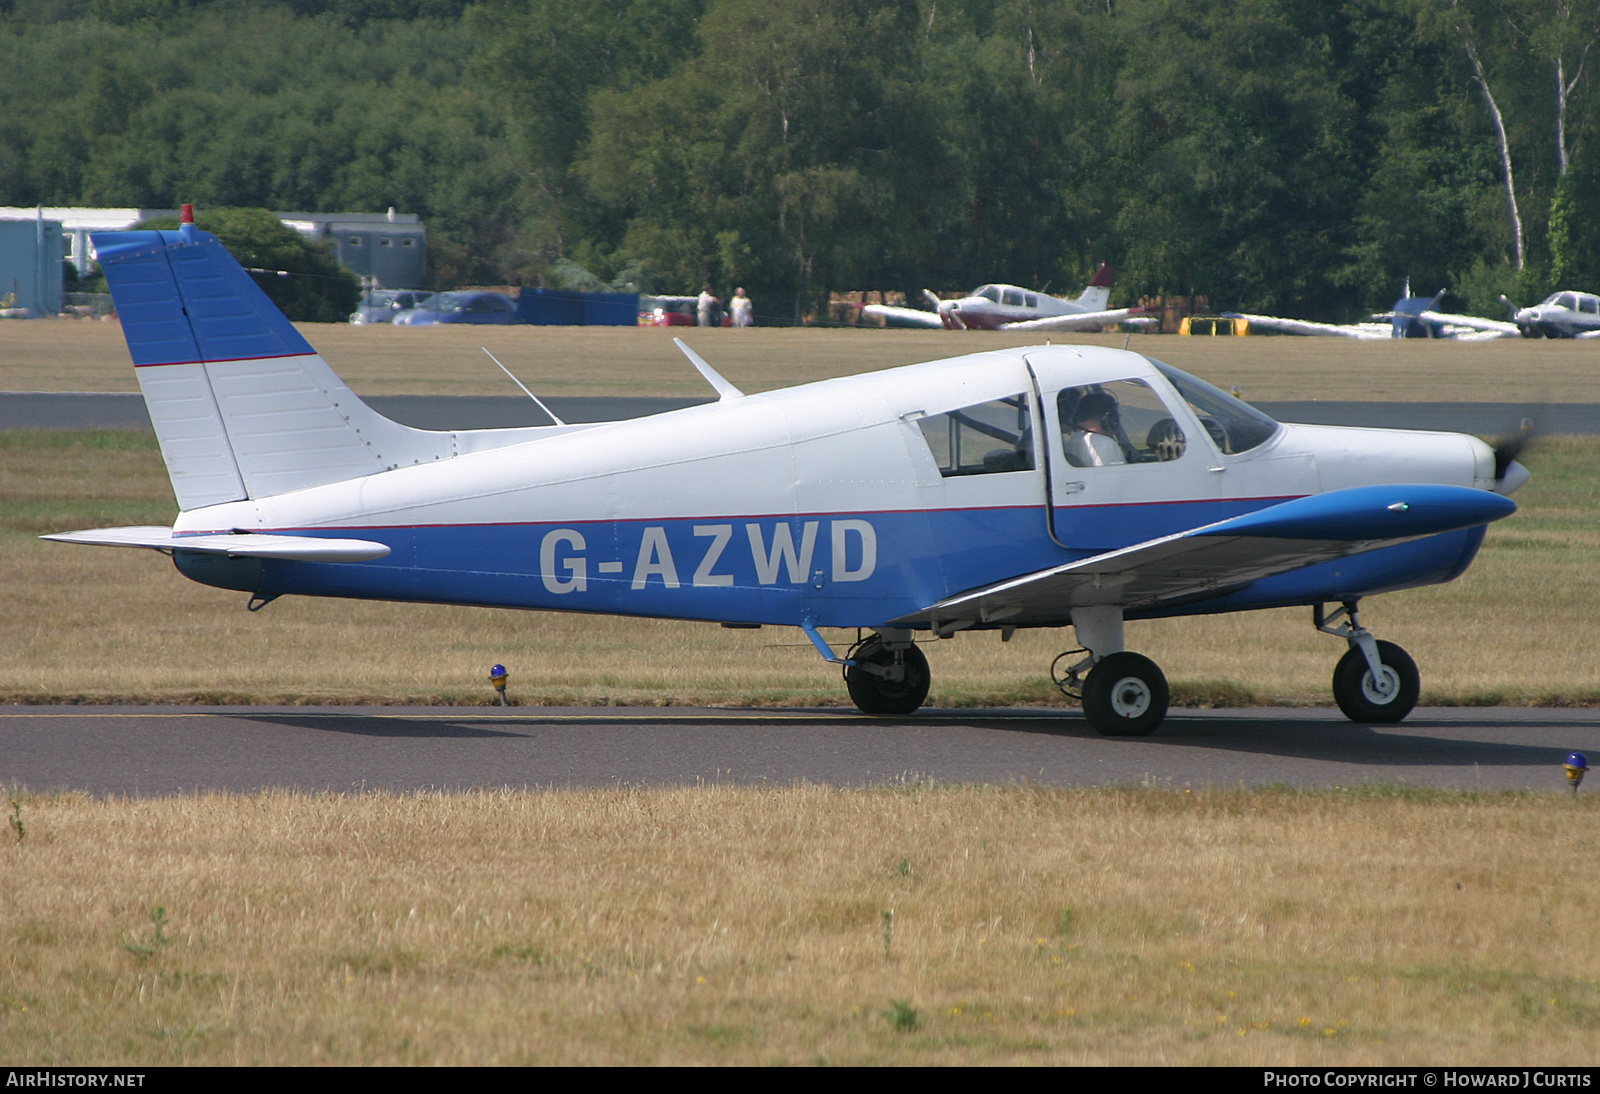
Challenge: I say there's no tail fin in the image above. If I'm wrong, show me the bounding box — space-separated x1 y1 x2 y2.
1074 263 1114 311
96 213 460 510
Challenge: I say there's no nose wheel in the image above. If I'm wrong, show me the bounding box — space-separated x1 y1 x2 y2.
1331 640 1418 723
1317 603 1420 724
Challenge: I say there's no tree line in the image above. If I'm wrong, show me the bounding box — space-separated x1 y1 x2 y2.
2 0 1595 321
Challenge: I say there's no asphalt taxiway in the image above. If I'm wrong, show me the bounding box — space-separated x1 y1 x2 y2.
3 705 1596 797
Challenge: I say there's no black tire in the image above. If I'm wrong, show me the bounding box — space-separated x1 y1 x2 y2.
846 640 930 715
1332 640 1419 723
1081 652 1169 736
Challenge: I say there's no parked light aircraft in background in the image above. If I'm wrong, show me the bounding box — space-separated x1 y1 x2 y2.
47 209 1527 735
1227 283 1520 341
1505 290 1600 339
862 263 1150 332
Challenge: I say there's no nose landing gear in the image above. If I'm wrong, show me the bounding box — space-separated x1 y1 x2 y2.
1317 602 1419 723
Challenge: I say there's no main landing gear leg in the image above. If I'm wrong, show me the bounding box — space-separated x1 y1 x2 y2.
1316 601 1420 724
1057 606 1171 737
845 629 930 715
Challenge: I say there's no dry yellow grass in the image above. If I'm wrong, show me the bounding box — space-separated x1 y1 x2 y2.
5 318 1600 401
3 785 1598 1065
3 431 1596 707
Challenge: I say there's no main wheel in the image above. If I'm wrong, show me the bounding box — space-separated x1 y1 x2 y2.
1081 652 1169 736
845 640 930 715
1332 640 1419 723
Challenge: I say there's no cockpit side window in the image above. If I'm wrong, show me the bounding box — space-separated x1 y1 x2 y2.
1001 288 1024 306
1582 296 1599 315
1147 359 1280 454
1058 379 1186 467
916 394 1034 476
1557 293 1579 310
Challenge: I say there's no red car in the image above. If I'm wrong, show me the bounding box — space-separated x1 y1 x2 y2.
639 295 697 326
639 295 730 326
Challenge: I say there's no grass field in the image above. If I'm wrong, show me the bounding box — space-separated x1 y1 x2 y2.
5 318 1600 401
2 429 1597 708
4 784 1599 1065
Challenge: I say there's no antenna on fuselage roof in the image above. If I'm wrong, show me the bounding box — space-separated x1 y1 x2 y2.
481 347 566 426
673 338 745 402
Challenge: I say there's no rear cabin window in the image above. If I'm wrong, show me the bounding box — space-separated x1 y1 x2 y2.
916 394 1034 476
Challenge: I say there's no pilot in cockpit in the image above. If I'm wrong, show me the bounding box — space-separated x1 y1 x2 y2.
1062 390 1126 467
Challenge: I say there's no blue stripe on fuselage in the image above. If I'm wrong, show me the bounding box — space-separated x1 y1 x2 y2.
190 498 1486 628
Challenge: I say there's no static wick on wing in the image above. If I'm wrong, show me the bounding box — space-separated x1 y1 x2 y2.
482 347 566 426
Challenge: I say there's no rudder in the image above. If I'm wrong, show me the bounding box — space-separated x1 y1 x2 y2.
95 212 457 511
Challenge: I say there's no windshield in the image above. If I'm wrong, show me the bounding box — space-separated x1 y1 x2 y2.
1147 359 1280 454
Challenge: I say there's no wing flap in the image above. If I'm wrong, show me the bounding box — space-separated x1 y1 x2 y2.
42 526 391 562
892 484 1515 629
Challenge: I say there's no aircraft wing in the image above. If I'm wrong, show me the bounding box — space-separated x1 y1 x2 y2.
42 526 391 561
999 306 1147 332
891 484 1514 631
1223 313 1393 339
860 304 944 329
1417 311 1520 338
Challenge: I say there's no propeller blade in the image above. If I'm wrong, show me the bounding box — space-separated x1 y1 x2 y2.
1490 412 1540 483
922 289 942 311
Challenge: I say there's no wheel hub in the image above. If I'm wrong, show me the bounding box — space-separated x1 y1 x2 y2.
1361 666 1399 703
1110 677 1151 718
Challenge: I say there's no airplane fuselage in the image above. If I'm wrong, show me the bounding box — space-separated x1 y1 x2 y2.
938 284 1093 330
1514 292 1600 338
171 346 1499 630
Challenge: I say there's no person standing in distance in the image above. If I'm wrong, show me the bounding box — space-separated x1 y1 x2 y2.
730 287 753 327
697 283 720 327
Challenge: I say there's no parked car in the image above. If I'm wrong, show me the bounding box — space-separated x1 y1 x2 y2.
639 295 699 326
392 291 517 326
350 289 433 325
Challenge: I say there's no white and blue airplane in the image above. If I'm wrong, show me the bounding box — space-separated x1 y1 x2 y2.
46 208 1528 735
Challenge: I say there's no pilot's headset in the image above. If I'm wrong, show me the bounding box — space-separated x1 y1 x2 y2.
1077 390 1138 460
1075 391 1118 431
